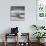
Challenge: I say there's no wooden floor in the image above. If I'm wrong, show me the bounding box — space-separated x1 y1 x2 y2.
0 42 46 46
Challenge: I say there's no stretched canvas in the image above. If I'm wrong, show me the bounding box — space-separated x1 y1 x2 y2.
10 6 25 21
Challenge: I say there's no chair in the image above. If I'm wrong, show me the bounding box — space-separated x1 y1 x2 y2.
4 27 19 46
4 33 18 46
18 33 30 46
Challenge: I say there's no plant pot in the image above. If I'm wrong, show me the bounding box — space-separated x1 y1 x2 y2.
40 39 45 43
37 39 40 43
37 39 45 44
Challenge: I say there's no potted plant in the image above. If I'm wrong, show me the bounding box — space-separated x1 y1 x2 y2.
33 32 46 43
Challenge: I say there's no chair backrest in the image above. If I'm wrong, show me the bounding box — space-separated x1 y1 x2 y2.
18 33 29 42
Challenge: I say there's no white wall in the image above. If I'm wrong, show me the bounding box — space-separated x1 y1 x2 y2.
0 0 10 34
0 0 37 42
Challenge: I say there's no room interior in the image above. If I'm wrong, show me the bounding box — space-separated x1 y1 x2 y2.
0 0 46 46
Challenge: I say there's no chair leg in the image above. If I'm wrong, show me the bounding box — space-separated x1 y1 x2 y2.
16 33 18 46
4 33 7 46
4 41 7 46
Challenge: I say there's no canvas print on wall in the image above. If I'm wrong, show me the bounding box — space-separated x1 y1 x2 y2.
10 6 25 21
